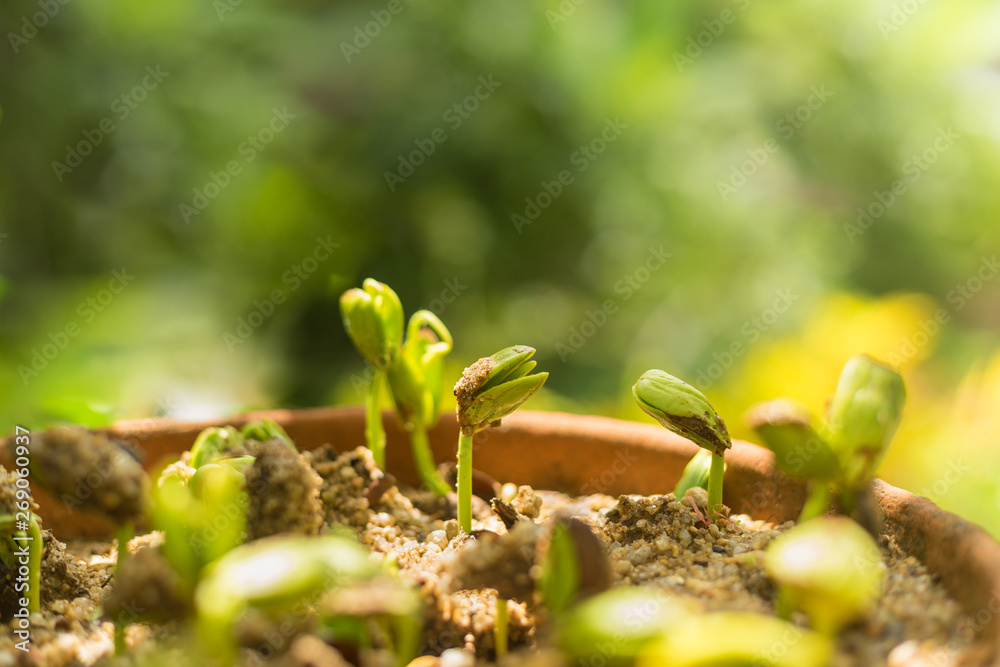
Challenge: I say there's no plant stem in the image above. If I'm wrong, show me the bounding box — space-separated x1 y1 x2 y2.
457 432 474 533
495 597 509 657
114 521 134 655
798 483 830 523
410 423 451 497
366 370 387 469
707 451 725 509
26 516 42 614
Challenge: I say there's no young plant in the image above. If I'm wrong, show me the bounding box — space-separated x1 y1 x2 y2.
340 278 404 469
745 354 905 524
632 370 731 510
154 419 300 583
341 279 454 495
453 345 548 533
560 587 693 666
672 449 715 499
763 516 884 636
195 534 409 662
385 309 454 496
0 465 42 614
637 611 832 667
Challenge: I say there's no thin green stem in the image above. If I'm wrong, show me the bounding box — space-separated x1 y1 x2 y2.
798 483 830 523
366 370 387 469
410 423 451 497
114 522 134 655
457 432 474 533
26 516 41 614
494 597 509 658
707 451 725 509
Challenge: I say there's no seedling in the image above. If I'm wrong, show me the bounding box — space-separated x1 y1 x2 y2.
341 279 454 495
195 534 396 662
637 611 832 667
745 354 905 524
672 449 716 499
763 516 884 635
340 278 404 469
0 466 42 614
454 345 548 533
154 419 297 584
385 309 454 496
633 370 731 510
560 588 693 666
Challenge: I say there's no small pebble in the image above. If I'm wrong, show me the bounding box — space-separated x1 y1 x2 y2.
444 519 460 541
427 530 449 549
440 649 475 667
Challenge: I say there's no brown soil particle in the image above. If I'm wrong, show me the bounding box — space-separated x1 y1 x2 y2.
444 522 542 601
31 428 147 525
304 445 375 531
102 546 190 623
245 439 324 539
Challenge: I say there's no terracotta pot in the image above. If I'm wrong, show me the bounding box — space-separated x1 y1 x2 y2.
6 408 1000 664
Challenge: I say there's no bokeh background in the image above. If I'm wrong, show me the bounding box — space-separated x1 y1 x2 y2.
1 0 999 534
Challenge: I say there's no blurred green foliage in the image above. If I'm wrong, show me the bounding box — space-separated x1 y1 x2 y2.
1 0 999 532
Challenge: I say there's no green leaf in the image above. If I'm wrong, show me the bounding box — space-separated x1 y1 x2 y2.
241 419 295 449
673 449 715 498
562 588 692 664
460 372 548 432
824 355 906 488
539 520 580 616
745 399 840 481
763 516 884 635
190 426 244 468
632 370 731 457
638 611 832 667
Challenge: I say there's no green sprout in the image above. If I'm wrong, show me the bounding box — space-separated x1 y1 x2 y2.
240 419 294 448
195 534 389 662
385 309 454 496
0 466 42 614
745 354 905 524
340 278 405 469
763 516 884 636
560 588 693 666
633 370 731 510
154 420 300 584
341 279 455 496
189 425 244 468
672 449 717 499
637 612 832 667
454 345 548 533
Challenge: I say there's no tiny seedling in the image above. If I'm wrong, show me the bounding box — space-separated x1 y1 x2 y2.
560 588 693 666
763 516 884 636
154 419 294 584
341 279 454 495
633 370 731 511
0 466 42 614
454 345 548 533
195 534 386 662
672 449 718 499
637 611 832 667
340 279 404 469
385 309 454 496
745 354 905 524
